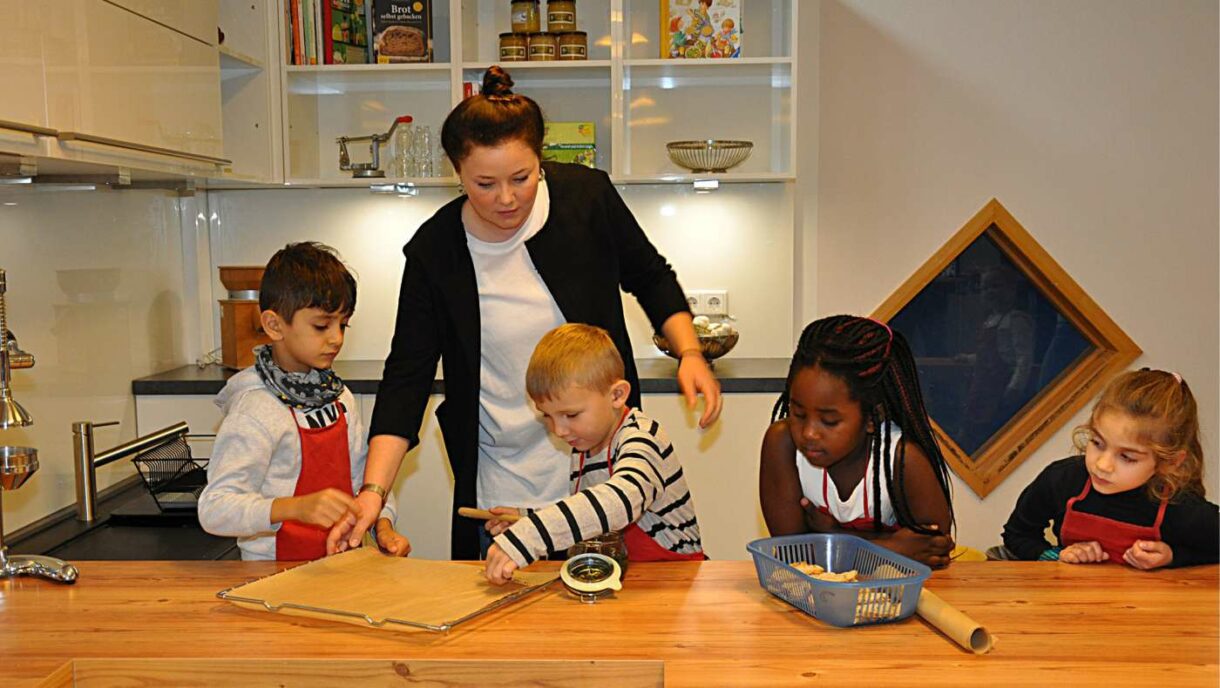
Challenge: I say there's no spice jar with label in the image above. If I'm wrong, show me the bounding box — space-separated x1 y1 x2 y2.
557 31 587 60
546 0 577 33
510 0 541 34
499 33 528 61
527 31 556 61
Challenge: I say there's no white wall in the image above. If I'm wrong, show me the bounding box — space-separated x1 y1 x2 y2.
0 187 197 533
206 183 796 361
813 0 1219 550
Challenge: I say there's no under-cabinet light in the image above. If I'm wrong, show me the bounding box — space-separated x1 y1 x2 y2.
369 182 418 197
0 177 33 185
693 179 719 193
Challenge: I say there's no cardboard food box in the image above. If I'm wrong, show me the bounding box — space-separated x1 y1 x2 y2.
662 0 741 59
372 0 432 63
542 122 597 169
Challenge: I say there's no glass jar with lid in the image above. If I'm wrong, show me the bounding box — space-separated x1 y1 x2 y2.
527 32 557 61
510 0 541 34
557 31 587 60
546 0 576 33
567 530 628 573
499 33 528 61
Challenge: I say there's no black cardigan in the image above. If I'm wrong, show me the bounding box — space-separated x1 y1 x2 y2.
369 162 691 559
1001 456 1219 567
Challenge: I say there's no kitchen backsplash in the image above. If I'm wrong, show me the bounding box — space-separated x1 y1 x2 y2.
205 183 796 362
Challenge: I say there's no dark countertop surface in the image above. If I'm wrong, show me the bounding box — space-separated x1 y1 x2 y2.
133 358 790 395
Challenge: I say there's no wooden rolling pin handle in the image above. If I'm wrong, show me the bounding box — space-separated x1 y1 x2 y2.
458 507 522 523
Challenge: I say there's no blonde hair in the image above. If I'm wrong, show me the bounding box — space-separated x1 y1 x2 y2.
1073 368 1205 501
526 324 625 402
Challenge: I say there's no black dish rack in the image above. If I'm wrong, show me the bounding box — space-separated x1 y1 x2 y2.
131 435 209 512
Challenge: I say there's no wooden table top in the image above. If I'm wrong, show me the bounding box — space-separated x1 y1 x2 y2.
2 560 1216 687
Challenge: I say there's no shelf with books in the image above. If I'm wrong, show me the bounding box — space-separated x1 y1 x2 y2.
628 0 794 60
285 0 453 67
285 62 453 73
258 0 798 185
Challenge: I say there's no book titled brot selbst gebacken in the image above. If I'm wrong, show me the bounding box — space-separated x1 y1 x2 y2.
372 0 432 63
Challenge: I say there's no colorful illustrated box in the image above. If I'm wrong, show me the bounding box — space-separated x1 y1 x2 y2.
662 0 741 59
542 122 597 169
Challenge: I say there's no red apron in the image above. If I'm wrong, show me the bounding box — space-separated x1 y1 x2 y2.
575 408 706 562
275 404 353 561
817 464 900 533
1060 477 1167 563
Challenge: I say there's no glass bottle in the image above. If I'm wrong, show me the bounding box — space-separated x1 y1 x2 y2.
392 120 414 178
411 125 434 177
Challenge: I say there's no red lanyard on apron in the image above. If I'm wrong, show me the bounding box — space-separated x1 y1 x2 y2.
819 462 898 532
573 407 705 562
275 404 353 561
1060 477 1167 563
573 407 631 494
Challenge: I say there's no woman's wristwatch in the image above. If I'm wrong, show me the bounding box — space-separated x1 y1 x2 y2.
359 482 388 509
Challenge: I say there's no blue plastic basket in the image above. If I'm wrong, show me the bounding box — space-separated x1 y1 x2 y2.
747 534 931 628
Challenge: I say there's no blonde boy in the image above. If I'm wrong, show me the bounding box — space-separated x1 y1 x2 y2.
484 324 704 584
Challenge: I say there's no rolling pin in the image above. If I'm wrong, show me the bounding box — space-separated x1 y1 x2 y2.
458 507 522 523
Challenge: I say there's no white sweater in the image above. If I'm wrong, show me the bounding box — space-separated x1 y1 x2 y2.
197 367 395 560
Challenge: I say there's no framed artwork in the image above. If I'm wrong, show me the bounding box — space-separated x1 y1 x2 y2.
873 200 1141 497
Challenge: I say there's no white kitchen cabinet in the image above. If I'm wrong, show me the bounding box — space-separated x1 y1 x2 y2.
216 0 283 182
0 1 52 140
42 0 226 173
261 0 798 188
105 0 219 45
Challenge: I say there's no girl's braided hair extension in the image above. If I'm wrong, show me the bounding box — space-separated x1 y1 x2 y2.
772 315 954 534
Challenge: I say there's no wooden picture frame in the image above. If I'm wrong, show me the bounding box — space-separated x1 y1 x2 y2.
873 199 1141 497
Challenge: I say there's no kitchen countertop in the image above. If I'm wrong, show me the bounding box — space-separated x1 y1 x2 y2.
2 561 1216 686
133 358 791 396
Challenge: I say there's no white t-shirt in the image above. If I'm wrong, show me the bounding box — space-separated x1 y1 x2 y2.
796 423 901 527
464 180 570 509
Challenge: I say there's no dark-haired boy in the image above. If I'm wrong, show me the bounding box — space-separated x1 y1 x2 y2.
198 242 411 561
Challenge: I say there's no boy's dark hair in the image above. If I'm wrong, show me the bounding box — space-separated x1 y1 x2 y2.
772 315 954 535
259 242 356 321
441 66 544 171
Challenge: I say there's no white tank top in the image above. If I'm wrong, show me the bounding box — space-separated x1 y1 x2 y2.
795 423 901 528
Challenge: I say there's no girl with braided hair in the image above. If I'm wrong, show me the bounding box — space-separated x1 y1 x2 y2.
760 315 956 568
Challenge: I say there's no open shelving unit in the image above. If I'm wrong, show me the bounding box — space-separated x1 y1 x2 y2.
218 0 797 187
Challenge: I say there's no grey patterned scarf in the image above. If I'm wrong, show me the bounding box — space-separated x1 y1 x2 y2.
253 344 345 410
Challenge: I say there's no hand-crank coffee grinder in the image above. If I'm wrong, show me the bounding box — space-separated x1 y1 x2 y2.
0 269 79 583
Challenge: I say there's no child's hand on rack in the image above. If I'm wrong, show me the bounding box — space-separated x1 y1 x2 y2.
485 506 521 536
374 518 412 557
1059 541 1108 564
1123 540 1173 570
484 543 519 586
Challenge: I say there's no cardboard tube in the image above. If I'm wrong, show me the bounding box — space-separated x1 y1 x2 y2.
916 589 995 654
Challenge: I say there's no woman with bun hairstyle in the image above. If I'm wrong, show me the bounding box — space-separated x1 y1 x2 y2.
329 66 722 559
